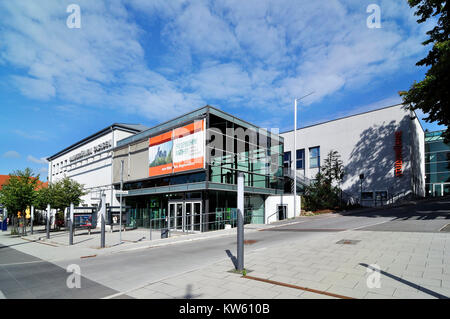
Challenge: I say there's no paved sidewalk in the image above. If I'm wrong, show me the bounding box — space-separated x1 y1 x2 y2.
114 230 450 299
0 216 310 262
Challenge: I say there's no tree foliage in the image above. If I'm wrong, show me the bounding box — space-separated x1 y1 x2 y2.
303 150 345 211
0 168 39 215
50 177 86 212
401 0 450 142
34 185 55 211
321 150 345 185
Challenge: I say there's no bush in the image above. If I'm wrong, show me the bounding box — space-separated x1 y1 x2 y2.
303 173 340 212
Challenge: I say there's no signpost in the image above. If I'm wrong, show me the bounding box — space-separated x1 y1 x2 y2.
30 206 34 235
46 204 50 239
100 193 106 248
237 172 244 272
69 203 74 245
120 160 124 245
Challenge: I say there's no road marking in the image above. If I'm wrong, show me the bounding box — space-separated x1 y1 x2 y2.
101 265 205 299
351 218 393 231
0 260 46 266
21 237 59 247
261 228 346 232
242 275 355 299
0 290 6 299
80 255 97 259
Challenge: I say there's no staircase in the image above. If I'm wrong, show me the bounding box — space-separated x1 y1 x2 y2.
283 167 312 194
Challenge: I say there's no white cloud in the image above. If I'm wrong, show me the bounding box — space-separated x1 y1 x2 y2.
2 151 20 159
0 0 432 122
0 0 203 121
13 129 48 141
27 155 48 165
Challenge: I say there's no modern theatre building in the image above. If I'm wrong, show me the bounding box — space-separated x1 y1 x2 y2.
46 103 436 231
47 123 148 208
111 105 296 232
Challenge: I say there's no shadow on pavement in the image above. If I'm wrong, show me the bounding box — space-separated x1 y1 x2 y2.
359 263 449 299
225 249 238 269
338 197 450 221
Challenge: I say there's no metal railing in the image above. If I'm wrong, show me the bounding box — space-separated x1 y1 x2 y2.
124 208 261 235
283 167 312 187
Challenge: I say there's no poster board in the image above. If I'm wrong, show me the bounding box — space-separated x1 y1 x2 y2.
149 119 205 177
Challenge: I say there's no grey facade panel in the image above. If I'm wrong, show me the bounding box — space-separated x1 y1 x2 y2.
113 139 149 184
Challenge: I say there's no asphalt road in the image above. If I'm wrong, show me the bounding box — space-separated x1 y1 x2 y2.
0 243 127 299
1 197 448 299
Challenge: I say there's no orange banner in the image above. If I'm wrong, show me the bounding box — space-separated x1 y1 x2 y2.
149 131 172 146
173 156 204 173
148 119 205 177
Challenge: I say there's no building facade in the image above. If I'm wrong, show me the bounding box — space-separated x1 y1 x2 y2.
425 130 450 196
47 124 148 208
280 104 426 206
111 105 298 232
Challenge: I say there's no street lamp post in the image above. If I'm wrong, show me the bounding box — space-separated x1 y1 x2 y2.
294 99 297 217
120 160 124 245
293 92 314 217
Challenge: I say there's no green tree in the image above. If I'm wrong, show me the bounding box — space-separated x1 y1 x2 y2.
32 177 85 229
303 150 345 211
51 177 86 212
303 172 340 212
322 150 345 185
401 0 450 142
0 168 39 235
34 185 55 210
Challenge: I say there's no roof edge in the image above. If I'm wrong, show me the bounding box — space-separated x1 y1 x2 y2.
47 123 146 161
280 103 406 134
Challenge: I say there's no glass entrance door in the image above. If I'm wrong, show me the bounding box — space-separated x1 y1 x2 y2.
185 203 192 232
193 202 201 231
444 184 450 196
168 201 202 232
433 184 443 197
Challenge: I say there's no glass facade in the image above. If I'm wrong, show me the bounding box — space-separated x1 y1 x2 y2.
117 107 285 232
425 130 450 196
208 113 284 191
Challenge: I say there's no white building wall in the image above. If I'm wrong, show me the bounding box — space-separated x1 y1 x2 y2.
48 129 137 210
281 104 425 204
265 195 301 224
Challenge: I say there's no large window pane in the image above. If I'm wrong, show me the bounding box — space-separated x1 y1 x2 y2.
426 161 450 174
283 151 291 168
426 172 450 183
426 142 450 153
296 149 305 169
309 146 320 168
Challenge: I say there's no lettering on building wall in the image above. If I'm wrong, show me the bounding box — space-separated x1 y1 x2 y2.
394 131 403 177
69 140 112 162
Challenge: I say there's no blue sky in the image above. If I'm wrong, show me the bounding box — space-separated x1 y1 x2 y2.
0 0 446 178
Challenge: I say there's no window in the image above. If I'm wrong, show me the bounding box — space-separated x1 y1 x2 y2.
296 149 305 169
309 146 320 168
361 192 373 200
283 151 291 168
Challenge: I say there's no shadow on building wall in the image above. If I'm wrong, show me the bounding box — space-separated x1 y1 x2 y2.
344 118 411 200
